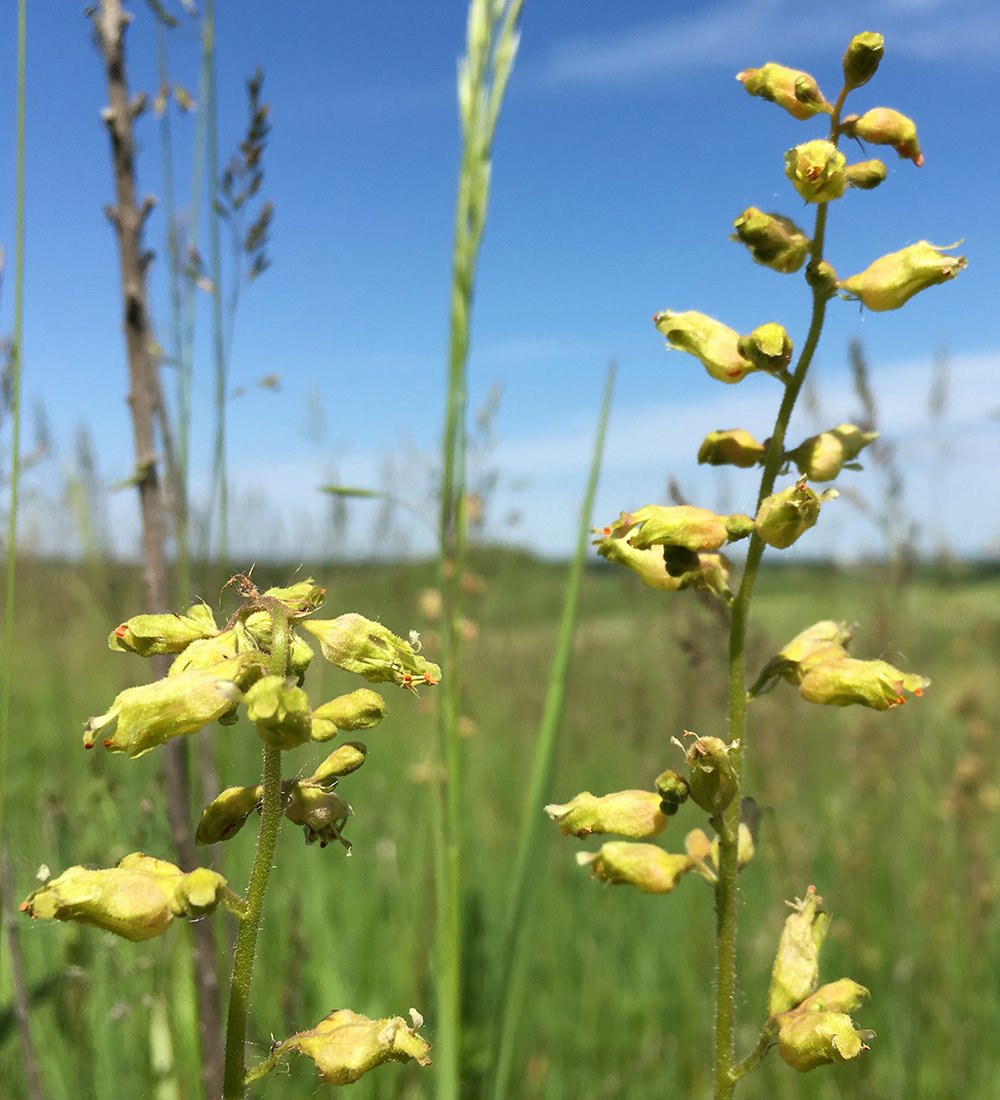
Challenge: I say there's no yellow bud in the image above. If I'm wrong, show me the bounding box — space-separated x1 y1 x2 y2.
311 689 387 742
698 429 767 469
20 853 229 942
684 735 739 814
244 675 313 750
845 158 888 191
839 241 966 312
576 841 692 894
784 140 847 203
309 742 369 786
303 614 441 691
278 1008 431 1085
260 578 327 615
788 424 878 481
769 886 829 1015
755 480 835 549
842 32 884 90
777 1010 868 1072
83 671 242 758
196 784 263 845
731 208 809 273
545 790 668 840
653 310 755 383
736 63 832 120
109 602 219 655
603 504 753 553
841 107 923 166
798 656 929 710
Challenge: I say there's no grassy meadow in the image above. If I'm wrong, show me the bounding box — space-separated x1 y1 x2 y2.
4 550 999 1098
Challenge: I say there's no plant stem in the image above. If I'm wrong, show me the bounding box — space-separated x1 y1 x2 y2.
712 90 847 1096
222 605 289 1098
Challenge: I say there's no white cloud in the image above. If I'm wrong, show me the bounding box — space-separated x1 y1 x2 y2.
538 0 1000 86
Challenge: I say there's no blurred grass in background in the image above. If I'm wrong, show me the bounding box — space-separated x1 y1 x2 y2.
4 550 998 1098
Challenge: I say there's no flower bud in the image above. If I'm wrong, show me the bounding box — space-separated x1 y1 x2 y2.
736 63 832 120
841 107 923 166
777 1011 868 1072
196 784 263 845
311 689 387 742
839 241 966 312
684 735 739 814
845 158 887 190
244 675 313 750
109 602 219 656
655 769 690 815
283 783 353 848
805 259 838 298
698 429 766 469
83 671 242 758
595 534 731 598
576 841 692 894
545 789 668 840
842 32 884 90
278 1008 431 1085
795 979 870 1016
653 310 755 383
303 614 441 691
784 140 847 203
788 424 878 481
737 323 793 373
798 656 929 710
20 853 229 942
604 504 754 553
260 578 327 615
308 743 368 788
755 480 835 549
731 208 810 274
768 621 854 684
769 885 829 1015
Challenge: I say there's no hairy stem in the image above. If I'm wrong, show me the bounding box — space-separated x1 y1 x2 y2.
712 89 848 1098
222 605 289 1098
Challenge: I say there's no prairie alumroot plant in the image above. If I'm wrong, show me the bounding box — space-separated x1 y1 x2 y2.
20 575 437 1098
550 33 962 1098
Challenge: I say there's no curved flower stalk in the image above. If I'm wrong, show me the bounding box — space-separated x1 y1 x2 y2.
551 31 960 1099
23 573 438 1098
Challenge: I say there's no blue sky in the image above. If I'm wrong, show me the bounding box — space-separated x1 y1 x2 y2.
2 0 998 562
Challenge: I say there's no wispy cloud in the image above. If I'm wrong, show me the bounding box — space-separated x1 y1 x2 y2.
538 0 1000 87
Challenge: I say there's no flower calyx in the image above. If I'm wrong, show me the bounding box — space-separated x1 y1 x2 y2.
732 208 810 274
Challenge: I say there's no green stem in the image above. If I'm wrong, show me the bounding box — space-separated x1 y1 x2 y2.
221 606 289 1098
433 6 522 1094
0 0 27 992
712 90 848 1099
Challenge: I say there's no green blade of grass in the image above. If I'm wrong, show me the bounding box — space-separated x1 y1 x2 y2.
488 364 616 1100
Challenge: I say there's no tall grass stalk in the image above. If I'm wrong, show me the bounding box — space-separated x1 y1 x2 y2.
435 2 523 1092
488 366 616 1100
0 0 27 865
203 0 229 568
0 16 29 1074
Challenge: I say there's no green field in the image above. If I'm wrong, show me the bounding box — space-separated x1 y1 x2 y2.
4 552 998 1098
